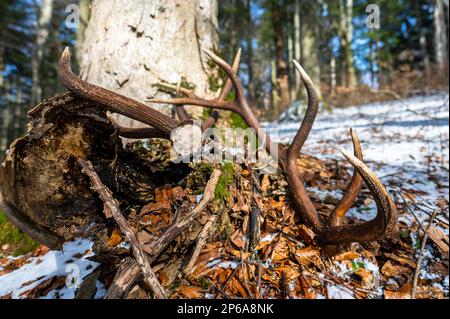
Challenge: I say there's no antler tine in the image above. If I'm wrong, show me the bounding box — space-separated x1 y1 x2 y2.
203 49 248 108
319 149 398 244
149 51 243 115
203 49 279 157
218 47 242 101
150 49 279 157
287 60 320 159
283 60 322 230
329 128 364 226
58 47 179 135
203 48 242 130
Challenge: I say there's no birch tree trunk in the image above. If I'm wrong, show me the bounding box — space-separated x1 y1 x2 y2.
80 0 219 129
434 0 449 68
31 0 54 106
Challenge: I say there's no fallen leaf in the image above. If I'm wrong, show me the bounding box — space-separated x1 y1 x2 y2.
107 229 123 247
271 238 289 263
261 175 270 192
334 251 361 262
295 225 316 243
415 285 446 299
230 277 248 298
137 230 153 244
427 225 449 259
355 268 374 288
178 285 203 298
172 186 186 201
159 270 168 287
230 230 246 250
384 252 416 268
381 260 411 277
294 246 321 267
384 284 411 299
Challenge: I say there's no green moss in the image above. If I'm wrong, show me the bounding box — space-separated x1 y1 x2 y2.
230 113 249 129
207 47 227 93
0 210 38 256
200 107 213 121
214 162 234 202
197 277 211 290
351 260 365 271
179 77 196 91
169 279 182 292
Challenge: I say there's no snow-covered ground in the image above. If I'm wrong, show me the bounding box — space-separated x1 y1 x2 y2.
0 238 106 299
265 93 449 224
0 93 448 299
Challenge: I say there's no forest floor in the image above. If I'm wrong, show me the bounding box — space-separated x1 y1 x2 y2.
0 93 448 299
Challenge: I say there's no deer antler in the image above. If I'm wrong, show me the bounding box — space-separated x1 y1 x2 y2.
148 51 397 244
154 49 242 130
329 129 363 227
59 46 397 245
58 47 180 136
318 149 398 244
150 49 282 159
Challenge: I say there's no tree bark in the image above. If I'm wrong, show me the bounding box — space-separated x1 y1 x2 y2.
434 0 449 68
245 0 255 102
271 1 290 118
301 1 322 99
76 0 91 66
293 0 301 94
31 0 54 106
79 0 219 129
338 0 357 88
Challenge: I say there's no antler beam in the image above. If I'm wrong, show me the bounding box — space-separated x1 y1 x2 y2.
58 47 180 135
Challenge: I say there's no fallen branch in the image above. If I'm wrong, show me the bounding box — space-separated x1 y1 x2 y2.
143 169 221 257
77 158 167 299
183 214 217 276
104 257 140 299
411 209 438 299
105 168 221 298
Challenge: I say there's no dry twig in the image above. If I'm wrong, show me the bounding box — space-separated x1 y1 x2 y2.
411 209 438 299
77 158 167 299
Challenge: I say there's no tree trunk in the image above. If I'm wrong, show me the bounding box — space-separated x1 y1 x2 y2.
330 55 337 94
301 1 322 99
31 0 54 106
80 0 219 129
76 0 91 66
271 1 290 118
245 0 255 102
293 0 301 95
339 0 357 88
270 54 279 117
434 0 449 68
0 44 4 91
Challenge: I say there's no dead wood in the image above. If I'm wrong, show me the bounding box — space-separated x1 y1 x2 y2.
104 257 140 299
77 158 167 299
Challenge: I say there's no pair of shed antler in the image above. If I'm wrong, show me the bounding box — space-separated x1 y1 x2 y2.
58 47 397 245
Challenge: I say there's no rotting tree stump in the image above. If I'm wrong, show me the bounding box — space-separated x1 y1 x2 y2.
0 92 190 251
